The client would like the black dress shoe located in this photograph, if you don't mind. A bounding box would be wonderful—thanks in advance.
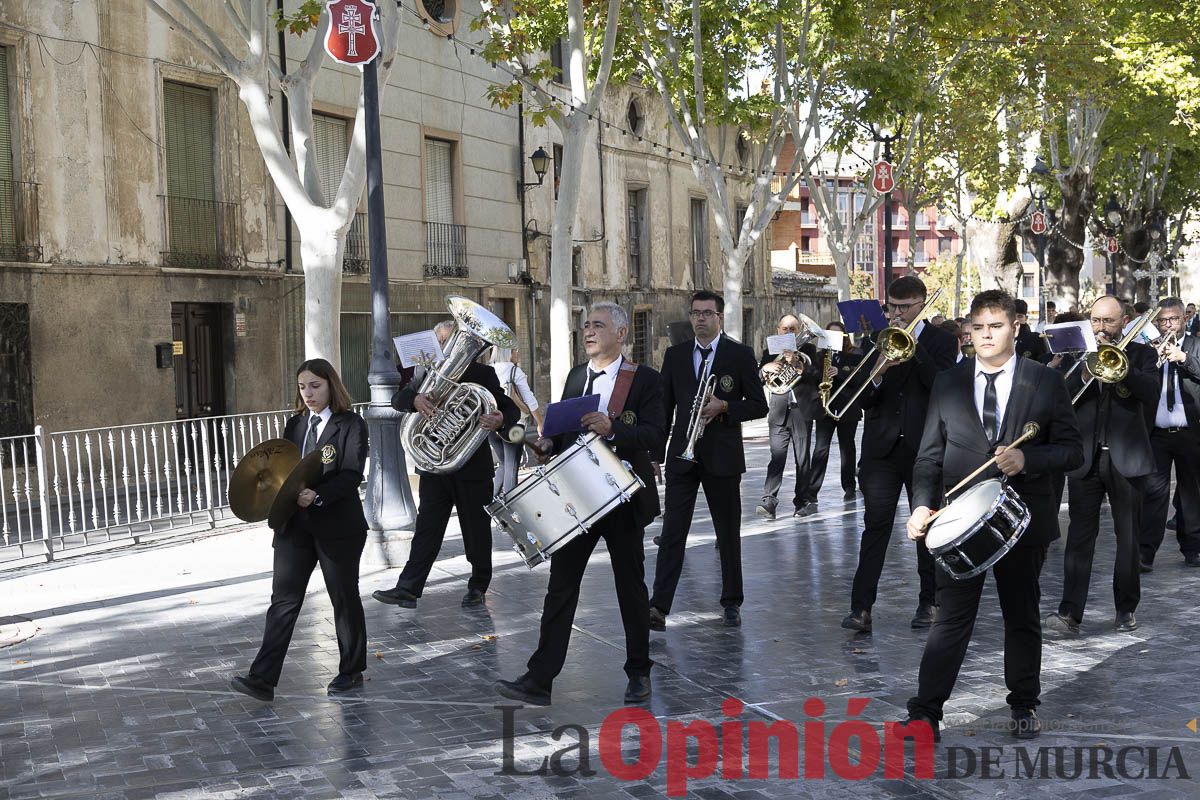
[624,674,652,703]
[461,588,485,607]
[1011,708,1041,739]
[1115,611,1138,632]
[910,604,937,629]
[327,672,364,695]
[1167,516,1178,531]
[755,502,777,520]
[899,713,941,742]
[652,535,662,546]
[843,490,857,502]
[1139,559,1154,573]
[372,586,417,608]
[1044,612,1080,636]
[723,606,741,627]
[494,674,551,706]
[648,606,666,631]
[841,609,872,633]
[1186,553,1200,567]
[230,674,274,702]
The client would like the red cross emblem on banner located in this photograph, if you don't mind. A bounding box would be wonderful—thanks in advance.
[325,0,381,66]
[871,160,895,194]
[1106,236,1119,254]
[1030,211,1047,234]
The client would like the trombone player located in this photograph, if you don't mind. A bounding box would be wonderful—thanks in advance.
[755,313,822,519]
[840,276,957,633]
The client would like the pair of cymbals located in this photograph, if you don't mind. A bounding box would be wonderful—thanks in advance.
[228,439,324,530]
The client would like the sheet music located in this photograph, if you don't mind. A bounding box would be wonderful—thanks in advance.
[767,333,798,355]
[392,330,444,369]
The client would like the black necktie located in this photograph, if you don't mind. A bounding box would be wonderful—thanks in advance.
[697,346,713,379]
[584,368,603,396]
[303,415,321,457]
[1166,362,1177,411]
[982,371,1001,445]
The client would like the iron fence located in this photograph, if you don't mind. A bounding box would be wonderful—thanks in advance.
[160,195,243,269]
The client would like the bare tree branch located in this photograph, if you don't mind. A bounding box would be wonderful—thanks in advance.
[146,0,238,74]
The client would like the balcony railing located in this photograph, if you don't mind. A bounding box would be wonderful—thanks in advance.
[160,195,243,269]
[0,180,42,262]
[343,212,369,274]
[796,251,834,266]
[423,221,467,279]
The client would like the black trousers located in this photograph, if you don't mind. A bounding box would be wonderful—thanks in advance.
[805,410,861,501]
[850,440,936,612]
[1139,428,1200,563]
[396,472,493,596]
[761,404,813,509]
[525,503,651,687]
[250,528,367,686]
[651,465,743,612]
[908,544,1047,721]
[1060,448,1142,620]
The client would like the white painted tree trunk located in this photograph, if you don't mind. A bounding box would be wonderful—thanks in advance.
[548,115,588,400]
[299,230,347,367]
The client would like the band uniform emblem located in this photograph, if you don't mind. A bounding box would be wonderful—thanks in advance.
[320,444,337,464]
[1022,350,1032,358]
[620,410,637,426]
[1115,383,1131,399]
[720,374,734,392]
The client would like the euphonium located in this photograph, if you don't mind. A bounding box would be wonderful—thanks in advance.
[760,313,823,395]
[1071,308,1160,404]
[400,296,516,474]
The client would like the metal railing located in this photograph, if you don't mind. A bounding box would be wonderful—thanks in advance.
[343,212,369,274]
[423,221,467,278]
[160,195,243,269]
[0,179,42,262]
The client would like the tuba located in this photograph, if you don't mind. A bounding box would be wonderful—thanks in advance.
[760,313,823,395]
[400,296,516,474]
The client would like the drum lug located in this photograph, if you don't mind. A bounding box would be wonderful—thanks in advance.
[546,478,560,496]
[585,447,600,465]
[564,502,589,534]
[606,473,631,503]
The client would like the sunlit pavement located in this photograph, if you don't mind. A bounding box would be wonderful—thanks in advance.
[3,419,1199,798]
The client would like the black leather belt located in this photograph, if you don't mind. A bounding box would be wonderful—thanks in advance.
[1155,426,1189,434]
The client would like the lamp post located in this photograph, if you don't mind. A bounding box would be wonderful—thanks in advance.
[870,121,903,295]
[1026,156,1051,322]
[1103,194,1122,295]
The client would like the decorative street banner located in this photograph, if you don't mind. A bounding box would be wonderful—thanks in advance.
[324,0,381,66]
[871,160,895,194]
[1030,210,1047,234]
[1107,236,1119,254]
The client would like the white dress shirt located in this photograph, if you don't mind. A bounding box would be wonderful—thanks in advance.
[1155,341,1189,428]
[973,353,1017,438]
[692,333,722,379]
[493,362,540,411]
[584,355,624,414]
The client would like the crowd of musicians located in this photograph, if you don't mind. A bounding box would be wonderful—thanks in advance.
[228,279,1200,743]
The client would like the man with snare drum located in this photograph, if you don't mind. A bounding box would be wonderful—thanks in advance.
[904,290,1081,742]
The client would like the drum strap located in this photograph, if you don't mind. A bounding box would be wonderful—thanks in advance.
[607,361,639,418]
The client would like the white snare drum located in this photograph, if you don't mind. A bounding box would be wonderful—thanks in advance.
[925,478,1031,580]
[487,433,644,568]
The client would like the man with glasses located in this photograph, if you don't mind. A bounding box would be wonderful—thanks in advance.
[1137,297,1200,570]
[1046,296,1158,635]
[649,290,767,629]
[841,276,957,634]
[1014,299,1048,360]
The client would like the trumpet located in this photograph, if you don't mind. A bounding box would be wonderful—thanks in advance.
[1155,331,1180,368]
[678,373,717,462]
[760,313,823,395]
[823,288,945,421]
[1071,308,1161,405]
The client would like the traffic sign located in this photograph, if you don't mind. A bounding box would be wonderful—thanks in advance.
[325,0,381,66]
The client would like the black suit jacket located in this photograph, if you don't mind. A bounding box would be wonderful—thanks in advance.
[914,357,1083,547]
[392,360,520,480]
[662,336,768,476]
[859,322,958,459]
[823,348,866,420]
[552,360,667,528]
[759,343,820,421]
[279,411,369,554]
[1016,324,1048,361]
[1063,340,1158,479]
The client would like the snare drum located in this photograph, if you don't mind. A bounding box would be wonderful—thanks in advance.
[487,433,644,568]
[925,478,1031,580]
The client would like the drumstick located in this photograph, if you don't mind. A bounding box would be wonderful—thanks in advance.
[924,422,1040,527]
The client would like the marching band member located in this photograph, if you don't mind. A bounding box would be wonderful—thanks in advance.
[1138,297,1200,569]
[1046,296,1158,635]
[755,313,821,520]
[488,346,544,496]
[372,321,519,610]
[805,321,864,503]
[649,290,767,629]
[495,302,664,706]
[904,290,1082,740]
[231,359,370,701]
[842,276,957,633]
[1014,299,1048,360]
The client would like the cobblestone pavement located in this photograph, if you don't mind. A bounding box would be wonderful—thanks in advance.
[3,420,1200,799]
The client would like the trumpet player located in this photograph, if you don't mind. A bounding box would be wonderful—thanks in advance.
[1046,297,1158,635]
[649,290,767,629]
[842,276,957,633]
[1138,297,1200,570]
[755,313,821,520]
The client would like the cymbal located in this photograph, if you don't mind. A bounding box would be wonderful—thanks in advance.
[229,439,301,523]
[268,449,326,531]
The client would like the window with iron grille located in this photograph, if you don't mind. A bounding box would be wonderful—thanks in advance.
[424,138,455,225]
[0,47,12,184]
[690,198,707,288]
[627,187,648,286]
[0,302,32,436]
[632,310,651,366]
[312,113,349,208]
[549,37,566,83]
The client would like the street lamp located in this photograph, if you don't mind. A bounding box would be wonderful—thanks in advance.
[870,119,904,295]
[517,146,552,192]
[1026,156,1051,322]
[1102,194,1122,295]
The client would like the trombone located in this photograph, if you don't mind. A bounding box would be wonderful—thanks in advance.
[823,288,944,421]
[1070,308,1160,405]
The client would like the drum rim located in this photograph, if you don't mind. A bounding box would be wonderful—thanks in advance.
[937,510,1031,580]
[926,477,1010,552]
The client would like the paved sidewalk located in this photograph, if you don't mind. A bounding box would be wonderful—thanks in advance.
[3,420,1200,798]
